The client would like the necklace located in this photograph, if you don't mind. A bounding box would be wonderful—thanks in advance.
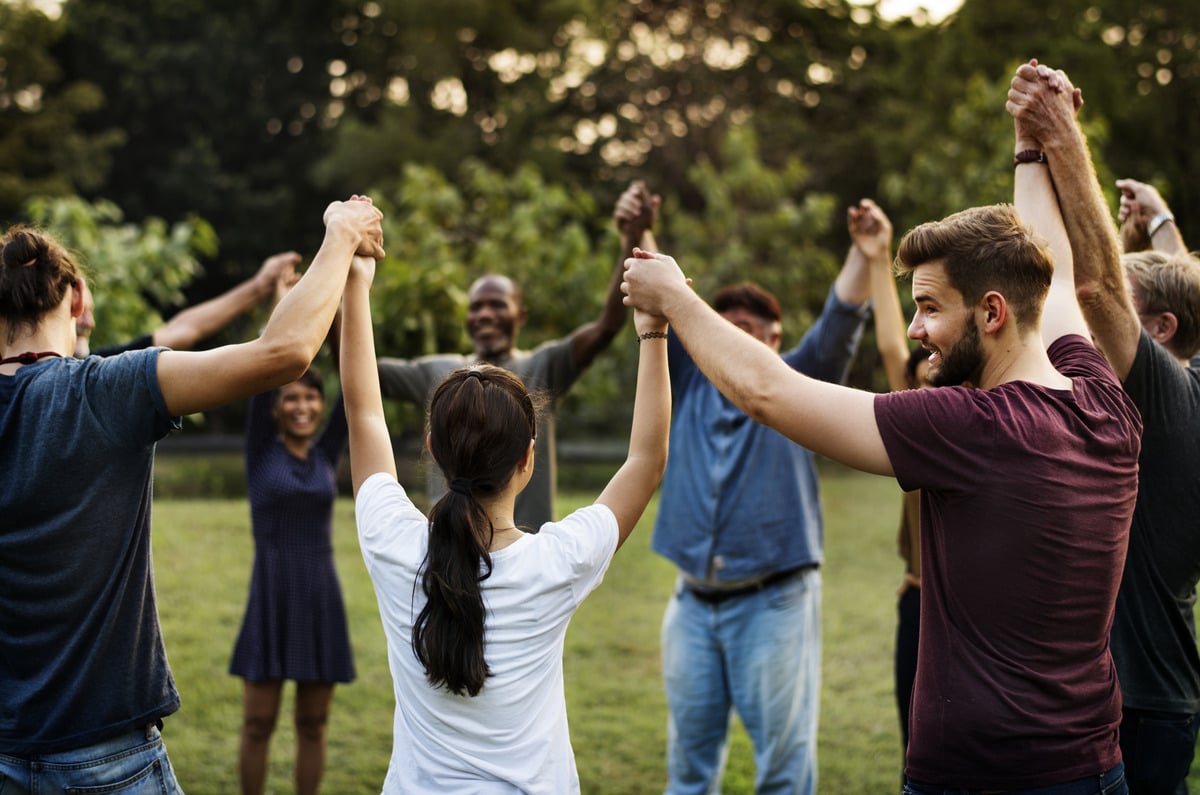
[0,351,63,366]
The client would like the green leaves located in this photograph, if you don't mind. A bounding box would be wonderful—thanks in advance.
[24,195,216,349]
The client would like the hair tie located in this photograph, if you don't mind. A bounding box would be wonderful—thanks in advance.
[448,478,473,496]
[465,370,486,382]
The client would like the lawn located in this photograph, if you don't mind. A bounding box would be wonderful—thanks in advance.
[150,462,1200,794]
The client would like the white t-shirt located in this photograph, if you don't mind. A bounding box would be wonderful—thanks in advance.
[355,472,619,794]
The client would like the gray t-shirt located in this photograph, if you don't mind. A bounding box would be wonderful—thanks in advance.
[1109,330,1200,713]
[378,336,580,529]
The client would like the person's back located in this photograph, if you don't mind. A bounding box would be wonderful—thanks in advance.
[0,351,178,753]
[0,199,384,789]
[341,248,670,793]
[357,482,616,793]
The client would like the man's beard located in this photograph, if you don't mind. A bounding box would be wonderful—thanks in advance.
[929,319,983,388]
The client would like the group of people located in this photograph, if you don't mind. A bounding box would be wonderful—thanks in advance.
[2,58,1199,795]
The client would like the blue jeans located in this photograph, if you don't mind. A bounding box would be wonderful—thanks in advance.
[903,762,1127,795]
[661,567,821,795]
[1120,707,1199,794]
[0,723,183,794]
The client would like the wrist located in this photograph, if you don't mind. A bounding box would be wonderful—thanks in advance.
[1148,210,1175,239]
[635,329,668,342]
[1013,149,1047,168]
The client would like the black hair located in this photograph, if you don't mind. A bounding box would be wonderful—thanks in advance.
[413,364,537,696]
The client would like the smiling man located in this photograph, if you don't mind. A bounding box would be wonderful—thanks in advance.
[376,181,657,530]
[621,94,1141,788]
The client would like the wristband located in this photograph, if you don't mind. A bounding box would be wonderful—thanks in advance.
[637,331,668,342]
[1147,210,1175,239]
[1013,150,1047,167]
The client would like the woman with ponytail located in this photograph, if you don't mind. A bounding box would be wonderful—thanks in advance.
[0,199,382,792]
[341,249,670,793]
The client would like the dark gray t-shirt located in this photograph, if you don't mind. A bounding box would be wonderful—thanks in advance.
[378,336,580,530]
[1110,330,1200,713]
[0,350,180,753]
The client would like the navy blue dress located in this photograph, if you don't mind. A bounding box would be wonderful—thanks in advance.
[229,390,355,683]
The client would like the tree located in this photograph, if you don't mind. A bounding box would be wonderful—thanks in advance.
[24,195,217,349]
[0,1,124,223]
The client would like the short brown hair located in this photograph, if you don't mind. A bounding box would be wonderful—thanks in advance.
[1122,250,1200,358]
[896,205,1053,333]
[712,282,782,323]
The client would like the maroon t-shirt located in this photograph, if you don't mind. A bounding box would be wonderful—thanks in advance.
[875,336,1141,790]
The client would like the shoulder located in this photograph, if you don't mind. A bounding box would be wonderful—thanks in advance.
[535,503,619,561]
[355,473,425,540]
[1047,335,1118,383]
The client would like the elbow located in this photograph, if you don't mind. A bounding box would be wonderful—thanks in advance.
[260,336,317,385]
[736,377,779,427]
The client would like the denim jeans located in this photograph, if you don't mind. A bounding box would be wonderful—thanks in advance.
[903,762,1127,795]
[0,723,183,794]
[661,567,821,795]
[1120,707,1199,795]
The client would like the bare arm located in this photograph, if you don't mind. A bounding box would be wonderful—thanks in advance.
[151,251,301,350]
[155,197,384,416]
[622,250,891,476]
[594,305,671,549]
[1117,178,1187,256]
[341,256,398,495]
[852,199,909,391]
[1008,61,1141,376]
[1005,65,1090,347]
[571,180,660,369]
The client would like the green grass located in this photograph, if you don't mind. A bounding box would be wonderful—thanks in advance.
[150,463,1200,794]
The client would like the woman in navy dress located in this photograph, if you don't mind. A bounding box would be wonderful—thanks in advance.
[230,364,354,795]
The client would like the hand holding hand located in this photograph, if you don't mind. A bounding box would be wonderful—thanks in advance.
[621,247,691,320]
[614,181,660,240]
[324,195,385,259]
[1006,59,1082,152]
[848,199,893,261]
[348,255,377,288]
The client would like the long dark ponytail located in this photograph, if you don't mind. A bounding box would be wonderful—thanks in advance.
[414,364,537,696]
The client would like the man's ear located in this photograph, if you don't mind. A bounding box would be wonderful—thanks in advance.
[70,279,85,318]
[980,291,1007,335]
[1147,311,1179,347]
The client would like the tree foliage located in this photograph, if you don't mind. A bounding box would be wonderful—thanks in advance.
[23,195,217,349]
[3,0,1199,432]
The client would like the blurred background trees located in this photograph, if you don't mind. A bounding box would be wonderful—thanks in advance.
[2,0,1197,431]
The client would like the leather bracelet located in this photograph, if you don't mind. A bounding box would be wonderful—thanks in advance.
[1014,149,1048,167]
[637,331,668,342]
[1148,210,1175,239]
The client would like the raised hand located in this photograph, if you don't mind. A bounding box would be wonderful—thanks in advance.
[1006,59,1082,152]
[848,199,893,261]
[621,247,689,319]
[614,180,660,242]
[324,195,385,259]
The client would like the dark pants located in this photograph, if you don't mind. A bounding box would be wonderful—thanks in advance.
[904,762,1127,795]
[1120,707,1199,795]
[896,585,921,755]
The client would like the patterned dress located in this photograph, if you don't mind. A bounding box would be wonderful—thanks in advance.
[229,390,355,683]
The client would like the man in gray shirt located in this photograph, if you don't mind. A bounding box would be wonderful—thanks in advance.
[378,181,657,529]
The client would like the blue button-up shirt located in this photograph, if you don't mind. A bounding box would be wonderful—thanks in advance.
[651,287,869,583]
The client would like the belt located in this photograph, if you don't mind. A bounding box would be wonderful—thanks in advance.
[686,563,817,605]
